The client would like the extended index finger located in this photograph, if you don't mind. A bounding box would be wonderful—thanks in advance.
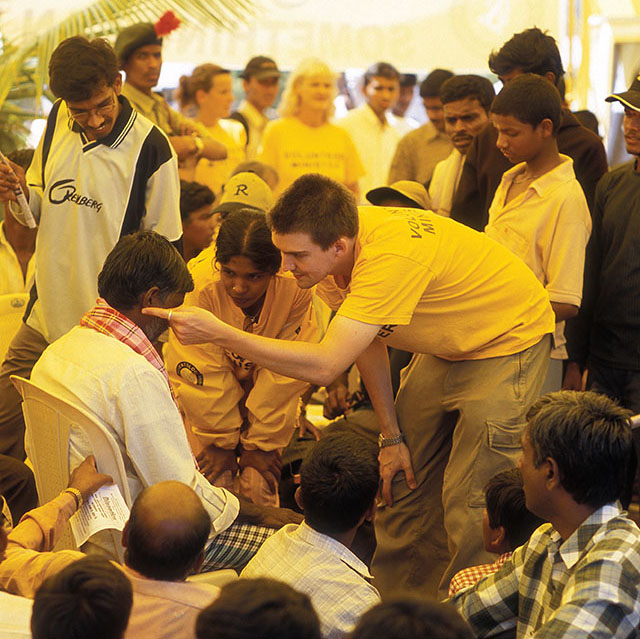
[141,306,170,319]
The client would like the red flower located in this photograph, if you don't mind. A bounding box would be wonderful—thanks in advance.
[154,10,181,37]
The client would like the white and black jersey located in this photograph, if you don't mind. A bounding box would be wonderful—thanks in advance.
[15,96,182,343]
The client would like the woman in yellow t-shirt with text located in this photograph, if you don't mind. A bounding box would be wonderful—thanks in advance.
[259,58,364,197]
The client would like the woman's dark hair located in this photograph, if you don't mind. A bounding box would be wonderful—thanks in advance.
[177,63,229,110]
[216,208,281,274]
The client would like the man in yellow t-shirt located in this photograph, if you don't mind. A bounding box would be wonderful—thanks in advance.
[145,174,554,600]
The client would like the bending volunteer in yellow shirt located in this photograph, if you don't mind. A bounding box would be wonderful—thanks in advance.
[165,209,319,507]
[148,174,554,600]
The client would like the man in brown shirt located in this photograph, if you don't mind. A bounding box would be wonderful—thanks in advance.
[387,69,454,185]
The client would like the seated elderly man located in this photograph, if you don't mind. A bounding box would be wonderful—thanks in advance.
[0,456,223,639]
[452,390,640,638]
[30,231,298,567]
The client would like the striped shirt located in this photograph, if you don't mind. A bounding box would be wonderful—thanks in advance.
[452,503,640,639]
[18,95,181,343]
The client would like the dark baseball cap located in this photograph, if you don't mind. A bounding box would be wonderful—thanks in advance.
[241,56,281,80]
[606,74,640,112]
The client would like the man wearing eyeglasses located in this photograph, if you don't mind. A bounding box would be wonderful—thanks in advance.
[0,36,182,462]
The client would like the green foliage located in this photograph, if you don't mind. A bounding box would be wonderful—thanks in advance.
[0,0,255,150]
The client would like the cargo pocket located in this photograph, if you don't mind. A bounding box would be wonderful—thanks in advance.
[467,419,525,508]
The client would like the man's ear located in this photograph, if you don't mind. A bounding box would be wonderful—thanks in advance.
[294,486,304,511]
[364,500,377,523]
[333,237,349,258]
[538,118,554,138]
[140,286,161,309]
[544,71,557,86]
[121,520,130,548]
[191,549,205,575]
[486,524,506,553]
[113,73,123,95]
[546,457,561,490]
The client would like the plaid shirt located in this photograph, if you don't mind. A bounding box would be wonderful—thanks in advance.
[452,503,640,639]
[241,521,380,639]
[448,552,512,597]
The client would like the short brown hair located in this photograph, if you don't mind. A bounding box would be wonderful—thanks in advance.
[484,468,545,550]
[177,63,229,111]
[268,174,358,249]
[49,37,120,102]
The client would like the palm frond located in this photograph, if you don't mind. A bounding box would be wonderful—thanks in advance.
[0,0,256,112]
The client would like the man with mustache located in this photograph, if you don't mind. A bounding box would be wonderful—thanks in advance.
[429,75,495,217]
[115,16,226,168]
[450,27,606,230]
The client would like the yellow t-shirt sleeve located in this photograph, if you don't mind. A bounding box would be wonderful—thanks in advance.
[337,250,433,326]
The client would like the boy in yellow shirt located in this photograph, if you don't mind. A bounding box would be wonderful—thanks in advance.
[487,74,591,391]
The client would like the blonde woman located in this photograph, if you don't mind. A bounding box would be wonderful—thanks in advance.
[178,64,246,195]
[259,58,364,196]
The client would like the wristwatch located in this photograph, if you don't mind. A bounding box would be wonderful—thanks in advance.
[63,487,84,509]
[378,433,405,448]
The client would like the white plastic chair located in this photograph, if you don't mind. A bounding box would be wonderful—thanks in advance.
[11,375,132,561]
[11,374,239,585]
[0,293,29,362]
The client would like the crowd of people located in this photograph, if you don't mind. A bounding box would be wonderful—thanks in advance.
[0,13,639,639]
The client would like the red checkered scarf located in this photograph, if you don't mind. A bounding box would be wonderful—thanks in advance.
[80,298,177,403]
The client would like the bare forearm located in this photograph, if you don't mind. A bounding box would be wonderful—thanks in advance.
[356,339,400,437]
[551,302,579,322]
[153,306,379,385]
[234,493,302,527]
[214,323,346,385]
[201,137,227,160]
